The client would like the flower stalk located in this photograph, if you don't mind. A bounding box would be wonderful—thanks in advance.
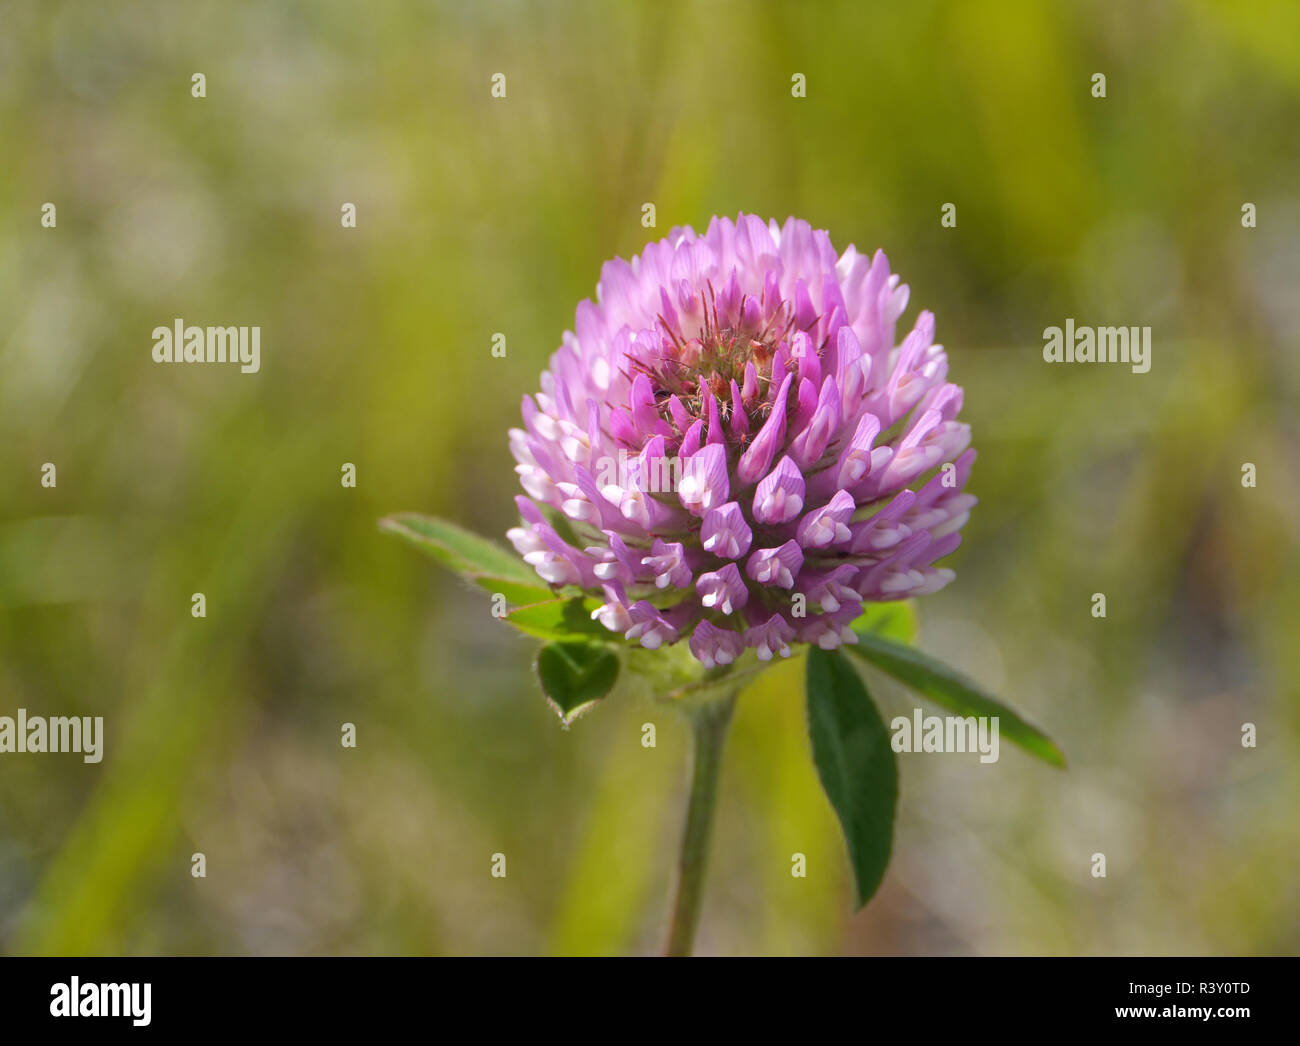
[664,689,738,957]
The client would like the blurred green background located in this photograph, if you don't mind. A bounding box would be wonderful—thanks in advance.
[1,0,1297,956]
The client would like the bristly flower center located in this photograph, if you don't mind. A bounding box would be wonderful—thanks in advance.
[631,286,811,449]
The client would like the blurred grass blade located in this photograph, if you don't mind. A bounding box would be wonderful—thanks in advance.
[853,600,919,643]
[506,597,612,641]
[805,647,898,909]
[847,630,1066,768]
[536,641,620,724]
[379,512,546,590]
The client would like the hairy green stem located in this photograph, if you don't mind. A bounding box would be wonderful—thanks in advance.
[664,691,738,957]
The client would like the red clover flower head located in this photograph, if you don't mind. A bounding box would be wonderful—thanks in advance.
[507,214,975,666]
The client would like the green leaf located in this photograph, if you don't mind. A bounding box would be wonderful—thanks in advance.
[805,647,898,909]
[469,576,557,607]
[379,513,553,602]
[536,641,620,724]
[846,630,1066,768]
[505,597,613,642]
[854,600,919,644]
